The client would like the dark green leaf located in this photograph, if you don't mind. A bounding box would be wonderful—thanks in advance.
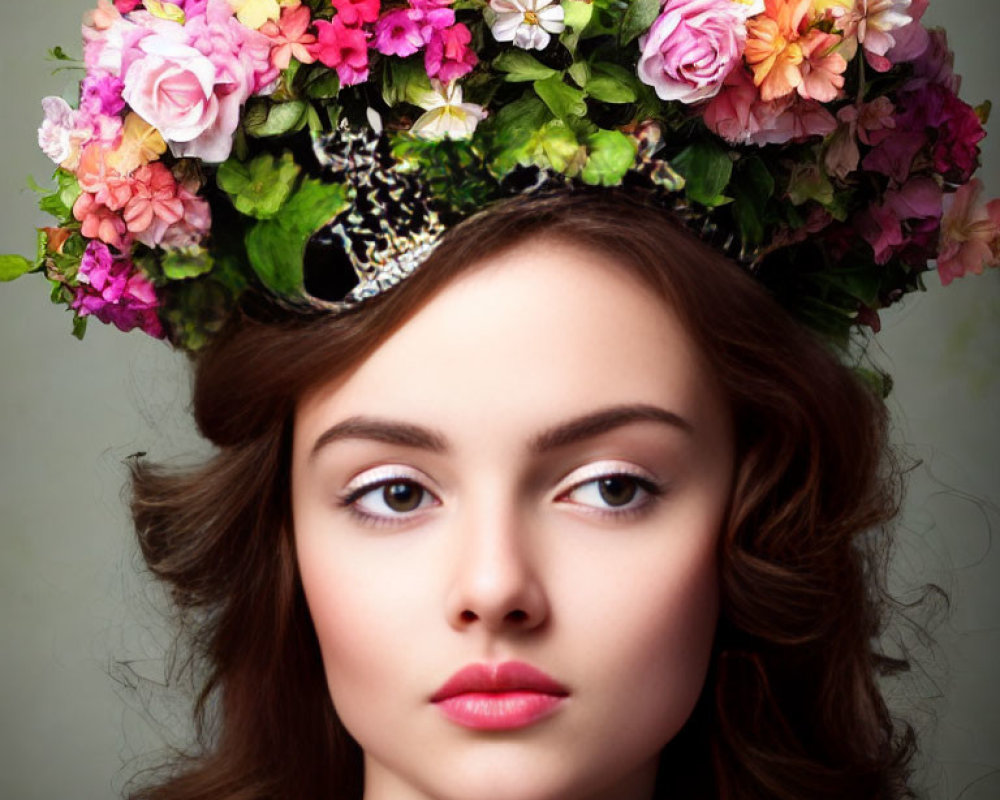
[620,0,660,45]
[303,68,340,100]
[585,75,637,103]
[245,179,349,296]
[217,151,301,219]
[244,100,308,138]
[494,50,558,82]
[673,141,734,207]
[72,314,88,340]
[0,254,34,282]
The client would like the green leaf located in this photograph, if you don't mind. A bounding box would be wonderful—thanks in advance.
[582,129,637,186]
[487,94,553,173]
[243,99,308,138]
[537,120,585,175]
[495,50,559,83]
[586,62,639,103]
[567,61,590,89]
[0,254,34,282]
[620,0,660,46]
[217,151,301,219]
[562,0,593,30]
[161,247,215,280]
[673,141,734,207]
[383,58,434,107]
[245,178,349,296]
[731,156,775,247]
[533,75,587,122]
[72,314,88,341]
[302,67,340,100]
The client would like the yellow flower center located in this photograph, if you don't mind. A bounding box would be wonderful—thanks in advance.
[524,10,539,25]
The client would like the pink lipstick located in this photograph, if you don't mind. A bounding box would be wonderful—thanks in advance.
[431,661,568,730]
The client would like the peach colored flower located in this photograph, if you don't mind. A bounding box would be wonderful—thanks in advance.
[73,192,128,250]
[261,4,316,70]
[745,0,846,102]
[937,179,1000,285]
[122,163,187,247]
[76,143,134,211]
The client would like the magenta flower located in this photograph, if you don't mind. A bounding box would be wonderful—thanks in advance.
[425,23,477,83]
[72,251,164,339]
[311,18,370,86]
[80,75,126,117]
[331,0,381,26]
[374,8,425,57]
[114,0,142,11]
[857,177,942,265]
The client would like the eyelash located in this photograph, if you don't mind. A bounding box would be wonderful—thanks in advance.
[336,465,666,527]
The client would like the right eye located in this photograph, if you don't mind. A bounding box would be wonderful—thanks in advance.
[339,470,440,524]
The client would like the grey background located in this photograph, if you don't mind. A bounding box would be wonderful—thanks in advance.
[0,2,997,799]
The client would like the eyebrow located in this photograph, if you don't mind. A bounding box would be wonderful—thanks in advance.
[309,404,692,461]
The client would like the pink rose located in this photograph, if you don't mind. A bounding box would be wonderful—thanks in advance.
[637,0,758,104]
[122,33,253,163]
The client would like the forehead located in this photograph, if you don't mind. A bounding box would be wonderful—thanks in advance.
[294,236,726,450]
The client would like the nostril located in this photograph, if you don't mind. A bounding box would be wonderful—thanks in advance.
[460,609,477,622]
[505,609,528,624]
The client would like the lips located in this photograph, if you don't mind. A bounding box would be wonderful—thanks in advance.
[431,661,569,730]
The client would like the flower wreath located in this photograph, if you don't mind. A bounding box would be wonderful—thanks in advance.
[2,0,997,353]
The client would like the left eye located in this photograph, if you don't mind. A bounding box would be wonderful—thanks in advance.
[350,479,439,518]
[561,474,657,511]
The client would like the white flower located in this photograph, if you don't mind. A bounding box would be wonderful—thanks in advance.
[410,81,487,140]
[37,97,91,169]
[489,0,565,51]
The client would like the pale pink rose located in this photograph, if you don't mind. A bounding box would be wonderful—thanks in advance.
[938,179,1000,285]
[702,67,769,144]
[121,33,253,163]
[637,0,758,104]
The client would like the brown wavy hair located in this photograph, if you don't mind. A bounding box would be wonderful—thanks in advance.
[128,190,915,800]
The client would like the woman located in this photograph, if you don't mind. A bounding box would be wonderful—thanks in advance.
[127,190,913,799]
[0,1,996,800]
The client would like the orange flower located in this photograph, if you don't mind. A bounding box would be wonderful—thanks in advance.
[745,0,845,102]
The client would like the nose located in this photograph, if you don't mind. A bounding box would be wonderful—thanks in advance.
[444,497,549,634]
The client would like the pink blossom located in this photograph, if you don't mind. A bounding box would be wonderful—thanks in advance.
[38,97,93,170]
[310,18,370,86]
[937,179,1000,285]
[637,0,756,104]
[331,0,381,26]
[424,23,477,83]
[858,177,942,264]
[160,182,213,249]
[182,0,277,95]
[797,30,847,103]
[750,99,837,146]
[72,247,163,338]
[80,74,126,116]
[824,97,894,179]
[76,144,134,211]
[885,0,929,63]
[414,4,455,40]
[114,0,143,11]
[122,163,187,247]
[702,67,772,144]
[261,5,317,70]
[72,192,129,250]
[374,8,425,57]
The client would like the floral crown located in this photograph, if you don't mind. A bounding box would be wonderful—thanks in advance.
[2,0,998,352]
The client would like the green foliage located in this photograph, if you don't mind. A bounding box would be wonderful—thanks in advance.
[243,98,309,138]
[494,51,558,83]
[383,58,434,107]
[582,129,636,185]
[390,136,495,212]
[562,0,594,31]
[533,75,587,122]
[217,151,301,219]
[731,156,775,248]
[673,140,734,207]
[0,254,34,282]
[245,179,349,296]
[620,0,660,45]
[486,94,553,173]
[35,170,81,222]
[162,247,215,280]
[584,62,639,104]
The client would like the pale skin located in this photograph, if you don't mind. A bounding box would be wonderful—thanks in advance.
[291,237,736,800]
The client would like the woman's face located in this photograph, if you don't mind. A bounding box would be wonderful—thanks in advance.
[291,237,734,800]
